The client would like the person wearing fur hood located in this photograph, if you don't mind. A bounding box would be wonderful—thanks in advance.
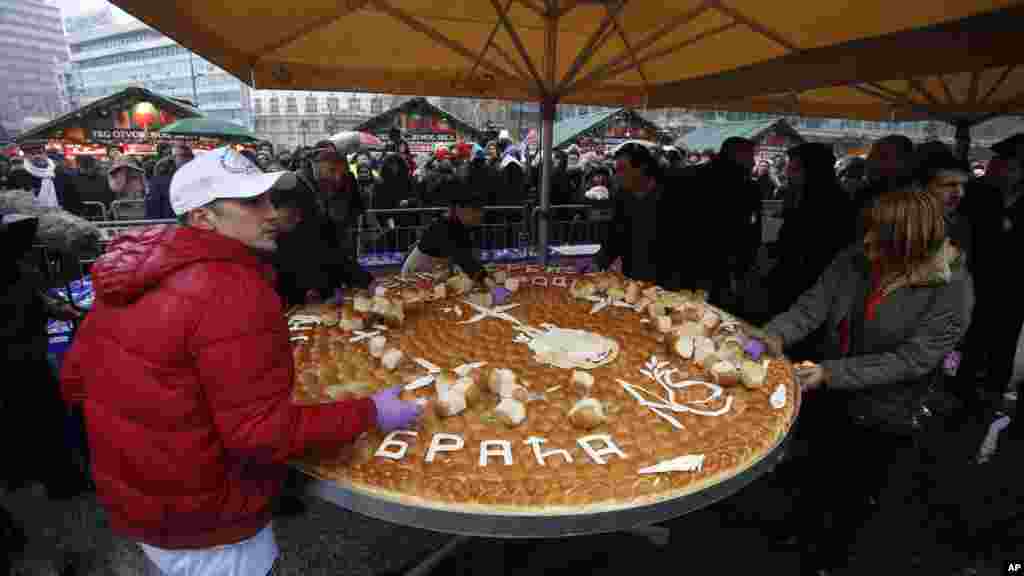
[0,187,102,256]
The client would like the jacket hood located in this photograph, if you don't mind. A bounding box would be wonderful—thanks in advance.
[91,225,267,306]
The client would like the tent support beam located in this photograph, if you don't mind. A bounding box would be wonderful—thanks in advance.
[607,3,651,91]
[710,0,798,51]
[372,0,518,83]
[557,0,627,96]
[491,43,531,83]
[907,78,941,107]
[517,0,548,17]
[855,84,948,123]
[979,65,1017,105]
[554,0,582,18]
[967,71,980,106]
[560,1,712,97]
[938,75,956,106]
[590,21,738,90]
[471,0,516,78]
[488,0,547,93]
[257,0,368,56]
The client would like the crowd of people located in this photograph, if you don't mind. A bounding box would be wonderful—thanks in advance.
[1,126,1022,575]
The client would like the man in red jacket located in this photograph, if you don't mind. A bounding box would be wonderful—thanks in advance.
[60,147,422,575]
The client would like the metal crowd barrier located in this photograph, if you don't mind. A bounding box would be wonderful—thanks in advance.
[351,204,612,260]
[80,201,109,222]
[110,199,147,221]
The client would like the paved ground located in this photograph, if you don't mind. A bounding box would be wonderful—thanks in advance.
[4,451,1020,576]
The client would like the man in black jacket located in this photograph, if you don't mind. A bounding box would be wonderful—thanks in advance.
[669,137,761,304]
[267,171,373,307]
[401,176,491,286]
[593,142,680,288]
[146,144,192,219]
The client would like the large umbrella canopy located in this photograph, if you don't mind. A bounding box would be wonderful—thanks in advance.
[113,0,1023,264]
[159,118,258,142]
[668,67,1024,124]
[109,1,1018,107]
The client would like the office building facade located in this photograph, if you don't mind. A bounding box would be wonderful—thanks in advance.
[0,0,70,136]
[68,17,252,129]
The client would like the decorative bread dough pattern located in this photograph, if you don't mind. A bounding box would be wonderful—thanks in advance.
[290,269,799,513]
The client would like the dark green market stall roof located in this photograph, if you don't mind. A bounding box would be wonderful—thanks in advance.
[676,118,803,152]
[354,97,481,138]
[552,108,664,149]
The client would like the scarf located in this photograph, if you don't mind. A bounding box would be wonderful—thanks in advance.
[24,157,59,209]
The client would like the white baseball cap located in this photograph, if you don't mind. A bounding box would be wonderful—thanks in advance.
[170,146,288,216]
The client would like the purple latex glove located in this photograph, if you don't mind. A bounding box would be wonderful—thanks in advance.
[576,260,597,274]
[371,386,423,432]
[744,339,766,360]
[943,351,961,376]
[492,286,511,305]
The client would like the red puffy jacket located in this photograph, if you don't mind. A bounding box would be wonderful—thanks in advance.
[60,225,376,550]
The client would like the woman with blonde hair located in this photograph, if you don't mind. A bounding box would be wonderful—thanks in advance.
[763,185,974,575]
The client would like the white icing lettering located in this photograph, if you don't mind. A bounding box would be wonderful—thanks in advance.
[524,436,574,466]
[425,433,465,463]
[551,276,568,288]
[375,430,418,460]
[531,276,549,287]
[577,434,628,465]
[638,454,705,474]
[479,440,514,466]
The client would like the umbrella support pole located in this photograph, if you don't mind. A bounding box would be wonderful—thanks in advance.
[537,97,556,266]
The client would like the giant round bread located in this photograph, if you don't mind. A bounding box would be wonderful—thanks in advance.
[289,265,800,516]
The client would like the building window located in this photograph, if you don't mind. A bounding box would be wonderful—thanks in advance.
[271,119,283,129]
[371,97,383,114]
[306,119,320,131]
[269,97,280,114]
[348,96,361,112]
[326,96,340,113]
[286,97,298,114]
[305,96,318,114]
[288,120,298,130]
[254,99,263,114]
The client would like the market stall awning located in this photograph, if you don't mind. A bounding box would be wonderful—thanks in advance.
[108,1,1020,108]
[354,97,480,137]
[16,87,201,146]
[677,118,803,152]
[552,107,662,149]
[160,117,258,142]
[354,97,483,154]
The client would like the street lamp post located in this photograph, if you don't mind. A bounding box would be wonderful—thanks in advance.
[188,52,200,107]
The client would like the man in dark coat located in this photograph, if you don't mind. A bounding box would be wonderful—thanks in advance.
[958,134,1024,415]
[593,143,681,288]
[674,137,762,306]
[145,144,192,219]
[73,155,114,219]
[267,172,373,307]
